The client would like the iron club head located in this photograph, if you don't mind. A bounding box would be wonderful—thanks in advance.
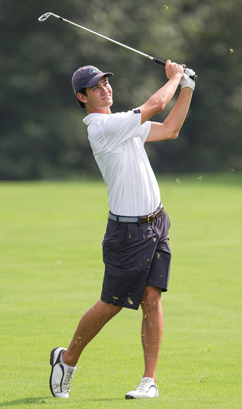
[38,12,52,22]
[38,12,64,23]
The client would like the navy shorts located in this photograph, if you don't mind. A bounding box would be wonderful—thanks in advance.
[101,210,172,310]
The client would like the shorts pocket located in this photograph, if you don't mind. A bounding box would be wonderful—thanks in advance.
[117,224,145,269]
[103,237,118,264]
[102,222,129,265]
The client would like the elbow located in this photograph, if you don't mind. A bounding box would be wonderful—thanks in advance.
[141,98,166,120]
[171,131,179,139]
[168,130,179,140]
[163,122,180,140]
[156,99,166,113]
[151,98,166,115]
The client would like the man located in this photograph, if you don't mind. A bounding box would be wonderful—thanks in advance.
[49,60,196,399]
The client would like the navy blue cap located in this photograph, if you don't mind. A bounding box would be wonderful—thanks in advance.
[72,65,114,95]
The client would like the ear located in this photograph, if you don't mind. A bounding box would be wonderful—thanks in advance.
[77,92,87,104]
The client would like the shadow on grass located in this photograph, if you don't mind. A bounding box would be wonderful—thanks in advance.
[0,397,50,407]
[0,396,124,406]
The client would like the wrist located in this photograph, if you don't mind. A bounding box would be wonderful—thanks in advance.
[180,86,194,93]
[180,82,195,91]
[171,73,183,81]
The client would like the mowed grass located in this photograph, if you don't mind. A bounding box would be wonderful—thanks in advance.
[0,173,241,409]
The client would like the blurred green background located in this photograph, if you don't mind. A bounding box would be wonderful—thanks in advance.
[1,0,242,180]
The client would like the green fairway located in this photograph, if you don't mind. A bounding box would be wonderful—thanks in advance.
[0,173,241,408]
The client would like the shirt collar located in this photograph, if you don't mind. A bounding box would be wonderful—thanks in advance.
[83,113,110,126]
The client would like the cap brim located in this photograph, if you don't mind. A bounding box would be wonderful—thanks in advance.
[85,72,114,88]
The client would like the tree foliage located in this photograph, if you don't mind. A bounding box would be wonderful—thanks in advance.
[1,0,242,179]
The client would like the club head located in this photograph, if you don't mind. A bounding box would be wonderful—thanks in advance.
[38,12,52,22]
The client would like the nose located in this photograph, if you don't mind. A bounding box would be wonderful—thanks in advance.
[101,83,110,94]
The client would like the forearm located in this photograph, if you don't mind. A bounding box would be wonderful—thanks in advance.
[140,75,182,124]
[146,87,193,142]
[139,60,184,124]
[163,87,193,138]
[148,74,182,111]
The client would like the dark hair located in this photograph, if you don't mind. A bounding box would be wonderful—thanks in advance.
[77,88,87,109]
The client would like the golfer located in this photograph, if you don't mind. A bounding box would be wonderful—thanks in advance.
[49,60,196,399]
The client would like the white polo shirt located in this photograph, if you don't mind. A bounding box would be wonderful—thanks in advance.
[83,109,162,216]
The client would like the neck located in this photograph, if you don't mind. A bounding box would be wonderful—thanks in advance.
[86,106,112,115]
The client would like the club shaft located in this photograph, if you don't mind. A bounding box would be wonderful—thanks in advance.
[38,13,197,79]
[39,12,166,66]
[65,18,154,60]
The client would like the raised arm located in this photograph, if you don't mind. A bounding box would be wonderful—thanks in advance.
[144,67,196,142]
[139,60,184,124]
[146,87,193,142]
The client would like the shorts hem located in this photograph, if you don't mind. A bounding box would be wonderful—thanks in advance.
[100,295,140,310]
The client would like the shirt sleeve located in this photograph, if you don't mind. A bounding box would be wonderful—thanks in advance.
[140,121,152,145]
[102,110,150,150]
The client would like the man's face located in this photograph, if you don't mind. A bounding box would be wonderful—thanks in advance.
[78,76,113,113]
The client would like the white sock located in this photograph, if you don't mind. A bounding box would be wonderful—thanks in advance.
[61,354,76,370]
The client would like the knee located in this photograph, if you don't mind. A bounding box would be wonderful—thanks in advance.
[98,300,122,319]
[106,304,123,317]
[141,286,162,309]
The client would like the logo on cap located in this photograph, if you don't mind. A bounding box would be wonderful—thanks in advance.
[90,68,98,74]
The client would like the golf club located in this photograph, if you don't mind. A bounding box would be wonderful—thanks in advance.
[38,12,197,80]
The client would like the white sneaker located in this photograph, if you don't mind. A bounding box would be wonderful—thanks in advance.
[125,377,159,399]
[49,347,77,398]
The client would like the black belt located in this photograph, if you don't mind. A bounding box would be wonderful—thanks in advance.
[109,207,163,224]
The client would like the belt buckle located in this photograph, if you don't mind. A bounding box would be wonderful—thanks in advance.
[147,213,154,223]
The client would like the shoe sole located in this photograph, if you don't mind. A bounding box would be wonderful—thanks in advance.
[125,394,159,399]
[125,389,159,399]
[49,347,61,397]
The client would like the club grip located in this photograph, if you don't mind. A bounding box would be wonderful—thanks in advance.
[154,57,198,80]
[153,58,166,67]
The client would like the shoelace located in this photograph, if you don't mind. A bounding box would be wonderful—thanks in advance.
[136,378,154,392]
[63,369,74,386]
[63,366,81,387]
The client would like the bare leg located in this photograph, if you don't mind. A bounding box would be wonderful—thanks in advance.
[141,286,163,382]
[62,299,122,367]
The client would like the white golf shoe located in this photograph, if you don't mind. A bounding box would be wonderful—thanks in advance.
[49,347,77,398]
[125,377,159,399]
